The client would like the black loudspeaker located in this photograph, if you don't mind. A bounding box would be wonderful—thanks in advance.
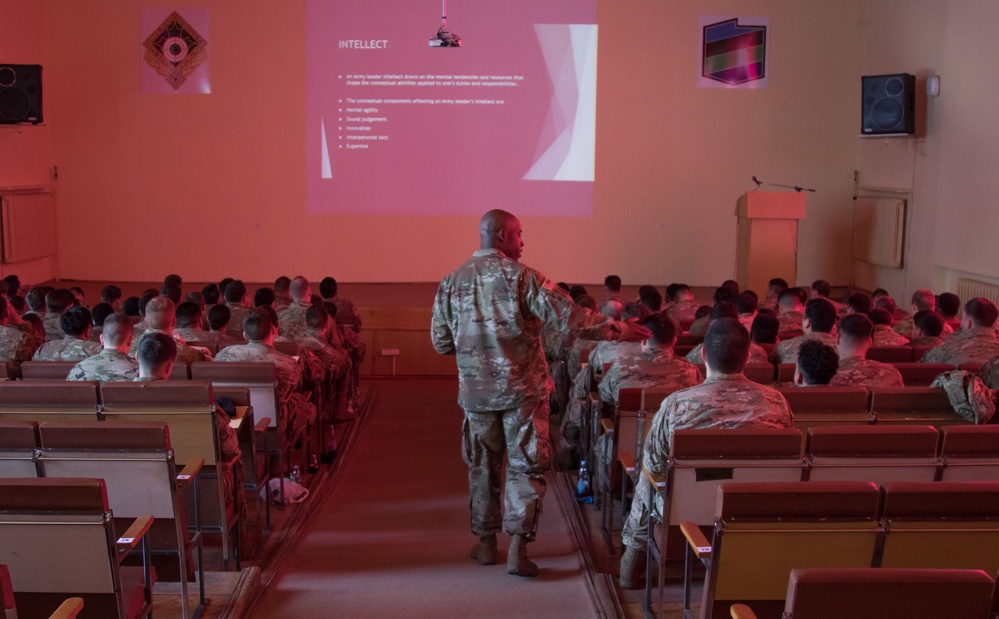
[0,64,43,124]
[862,73,915,135]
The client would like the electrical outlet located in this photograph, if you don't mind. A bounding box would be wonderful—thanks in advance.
[381,348,400,356]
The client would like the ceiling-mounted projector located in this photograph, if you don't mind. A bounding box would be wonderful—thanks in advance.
[429,0,461,47]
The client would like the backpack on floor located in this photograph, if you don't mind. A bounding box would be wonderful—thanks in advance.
[930,370,997,424]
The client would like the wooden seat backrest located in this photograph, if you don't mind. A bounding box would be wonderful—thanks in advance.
[777,363,795,384]
[0,421,39,479]
[805,425,940,483]
[168,362,191,380]
[19,361,76,381]
[99,381,216,465]
[867,347,914,363]
[869,386,965,427]
[893,363,954,386]
[782,567,995,619]
[704,481,882,617]
[190,361,279,428]
[0,361,13,380]
[779,386,872,433]
[911,346,934,362]
[880,481,999,575]
[0,381,100,423]
[274,341,301,357]
[744,363,777,385]
[940,426,999,481]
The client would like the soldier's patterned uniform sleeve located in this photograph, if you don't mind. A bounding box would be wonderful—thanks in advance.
[431,279,456,355]
[642,392,681,476]
[521,268,622,343]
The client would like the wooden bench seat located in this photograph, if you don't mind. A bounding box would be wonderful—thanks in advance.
[805,425,940,484]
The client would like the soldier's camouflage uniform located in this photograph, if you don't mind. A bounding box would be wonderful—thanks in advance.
[686,341,771,365]
[873,325,911,347]
[67,348,139,382]
[895,317,954,339]
[226,303,253,333]
[977,356,999,390]
[431,248,629,538]
[829,356,904,388]
[542,326,569,418]
[32,336,101,361]
[43,312,65,342]
[129,329,210,363]
[277,301,311,341]
[910,335,944,348]
[621,374,794,550]
[777,310,805,339]
[215,342,316,440]
[599,347,703,406]
[0,323,43,372]
[770,331,838,365]
[920,327,999,367]
[665,301,698,327]
[331,296,362,333]
[175,326,213,344]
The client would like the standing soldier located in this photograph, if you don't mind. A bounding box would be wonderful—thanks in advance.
[431,209,650,577]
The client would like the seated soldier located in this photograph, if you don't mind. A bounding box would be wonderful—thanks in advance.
[771,298,839,364]
[8,295,26,315]
[810,279,843,312]
[686,302,769,364]
[735,292,758,331]
[921,298,999,366]
[637,285,663,321]
[937,292,963,333]
[136,333,245,546]
[201,283,221,306]
[223,280,252,331]
[273,276,293,311]
[159,281,182,305]
[843,290,873,317]
[602,274,624,304]
[129,296,210,364]
[184,291,207,315]
[68,313,138,382]
[776,287,808,340]
[33,306,101,361]
[870,308,911,346]
[43,288,76,342]
[751,312,780,348]
[0,296,42,372]
[101,285,123,311]
[89,302,115,343]
[215,308,317,443]
[892,289,954,337]
[598,312,703,407]
[132,290,159,339]
[618,318,793,588]
[664,283,697,328]
[910,310,946,348]
[24,285,51,319]
[207,304,242,348]
[253,287,275,308]
[761,277,788,312]
[829,314,904,388]
[299,304,353,419]
[122,296,141,318]
[322,277,362,333]
[277,276,314,340]
[688,287,734,337]
[173,301,211,342]
[793,340,839,387]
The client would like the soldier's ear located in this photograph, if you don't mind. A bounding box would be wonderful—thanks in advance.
[793,367,804,386]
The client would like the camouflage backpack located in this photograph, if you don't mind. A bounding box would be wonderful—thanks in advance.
[930,370,997,424]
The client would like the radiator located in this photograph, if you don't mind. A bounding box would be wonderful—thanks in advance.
[957,278,999,307]
[853,195,906,268]
[0,190,56,264]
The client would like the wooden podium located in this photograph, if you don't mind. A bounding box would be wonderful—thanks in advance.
[736,191,807,295]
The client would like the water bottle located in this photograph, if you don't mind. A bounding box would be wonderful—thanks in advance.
[289,465,302,484]
[576,459,591,498]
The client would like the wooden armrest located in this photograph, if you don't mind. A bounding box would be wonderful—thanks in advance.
[116,514,154,556]
[600,418,614,434]
[618,451,636,472]
[48,597,85,619]
[254,417,272,433]
[176,457,206,488]
[641,465,667,490]
[680,521,711,559]
[730,604,758,619]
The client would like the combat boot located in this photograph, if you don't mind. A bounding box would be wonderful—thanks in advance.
[506,534,539,577]
[619,545,647,589]
[470,534,497,565]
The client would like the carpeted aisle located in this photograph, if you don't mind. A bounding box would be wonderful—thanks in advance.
[249,377,603,619]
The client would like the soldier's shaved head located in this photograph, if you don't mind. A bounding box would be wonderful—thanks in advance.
[480,209,523,261]
[145,296,177,331]
[290,276,311,302]
[102,313,134,349]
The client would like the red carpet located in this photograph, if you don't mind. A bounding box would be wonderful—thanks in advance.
[249,377,604,619]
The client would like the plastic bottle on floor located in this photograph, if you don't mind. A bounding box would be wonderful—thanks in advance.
[576,459,592,503]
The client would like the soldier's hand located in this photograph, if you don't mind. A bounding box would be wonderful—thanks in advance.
[617,321,652,342]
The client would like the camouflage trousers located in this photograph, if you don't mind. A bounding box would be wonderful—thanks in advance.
[621,473,655,550]
[462,398,553,538]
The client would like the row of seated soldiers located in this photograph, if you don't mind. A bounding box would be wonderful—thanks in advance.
[550,276,999,461]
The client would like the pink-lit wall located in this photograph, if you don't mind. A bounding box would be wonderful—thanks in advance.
[11,1,867,288]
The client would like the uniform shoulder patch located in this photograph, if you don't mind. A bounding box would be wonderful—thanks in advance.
[542,278,556,291]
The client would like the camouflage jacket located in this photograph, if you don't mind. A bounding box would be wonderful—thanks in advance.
[895,317,954,338]
[921,327,999,366]
[771,331,838,364]
[665,301,698,327]
[226,303,253,332]
[214,341,303,403]
[331,296,362,332]
[777,310,805,339]
[542,326,569,363]
[33,336,101,361]
[829,356,904,388]
[643,373,794,475]
[43,312,65,342]
[873,325,911,347]
[431,249,629,412]
[567,337,599,383]
[599,347,703,405]
[0,323,43,370]
[977,357,999,390]
[588,341,641,378]
[129,329,210,364]
[910,335,944,348]
[277,301,311,341]
[298,329,349,375]
[175,327,213,343]
[67,348,139,382]
[687,342,771,365]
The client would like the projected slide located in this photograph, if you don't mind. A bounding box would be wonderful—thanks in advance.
[306,1,597,216]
